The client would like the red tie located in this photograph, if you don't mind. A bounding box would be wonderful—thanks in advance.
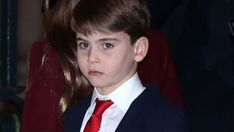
[84,99,113,132]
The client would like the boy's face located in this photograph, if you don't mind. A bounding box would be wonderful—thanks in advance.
[76,31,139,95]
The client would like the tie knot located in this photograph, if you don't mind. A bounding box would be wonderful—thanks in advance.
[93,99,113,116]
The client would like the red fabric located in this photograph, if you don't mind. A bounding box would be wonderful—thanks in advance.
[138,29,184,108]
[22,39,64,132]
[84,99,113,132]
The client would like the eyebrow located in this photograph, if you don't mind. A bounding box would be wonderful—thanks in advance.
[76,37,88,42]
[76,37,120,42]
[99,38,120,42]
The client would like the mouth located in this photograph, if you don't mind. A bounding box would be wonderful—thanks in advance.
[88,71,104,76]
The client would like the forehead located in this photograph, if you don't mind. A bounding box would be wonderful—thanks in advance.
[76,31,131,42]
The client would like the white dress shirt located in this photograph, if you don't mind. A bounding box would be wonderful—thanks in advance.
[80,73,145,132]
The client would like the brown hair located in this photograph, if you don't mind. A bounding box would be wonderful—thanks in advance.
[42,0,88,120]
[71,0,150,44]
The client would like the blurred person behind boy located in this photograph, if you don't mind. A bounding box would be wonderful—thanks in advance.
[22,0,87,131]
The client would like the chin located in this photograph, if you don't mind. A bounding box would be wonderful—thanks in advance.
[89,82,104,88]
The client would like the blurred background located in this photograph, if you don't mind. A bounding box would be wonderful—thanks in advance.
[0,0,234,131]
[0,0,43,90]
[0,0,43,131]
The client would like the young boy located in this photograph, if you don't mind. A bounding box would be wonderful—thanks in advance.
[64,0,187,131]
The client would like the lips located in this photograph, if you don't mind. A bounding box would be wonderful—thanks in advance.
[88,71,104,76]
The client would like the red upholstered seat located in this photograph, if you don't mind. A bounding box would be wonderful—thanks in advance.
[138,29,184,108]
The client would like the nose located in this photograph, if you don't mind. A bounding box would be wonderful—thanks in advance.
[87,47,100,63]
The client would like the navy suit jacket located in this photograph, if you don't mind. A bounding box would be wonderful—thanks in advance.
[64,84,187,131]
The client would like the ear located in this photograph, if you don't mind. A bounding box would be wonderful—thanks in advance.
[133,36,149,62]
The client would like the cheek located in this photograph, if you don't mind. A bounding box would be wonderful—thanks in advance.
[77,55,86,70]
[108,53,134,72]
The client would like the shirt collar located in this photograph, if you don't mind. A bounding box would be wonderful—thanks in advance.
[91,73,145,112]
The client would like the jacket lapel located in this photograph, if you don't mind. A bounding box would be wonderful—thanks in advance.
[115,84,160,131]
[75,95,92,130]
[115,89,147,131]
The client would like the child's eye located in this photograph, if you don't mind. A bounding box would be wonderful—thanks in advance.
[103,43,114,49]
[78,42,90,49]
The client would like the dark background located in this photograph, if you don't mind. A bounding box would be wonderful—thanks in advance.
[0,0,234,131]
